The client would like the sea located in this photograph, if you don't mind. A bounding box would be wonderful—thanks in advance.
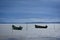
[0,22,60,40]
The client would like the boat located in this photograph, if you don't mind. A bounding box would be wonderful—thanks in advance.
[35,25,48,28]
[12,25,23,30]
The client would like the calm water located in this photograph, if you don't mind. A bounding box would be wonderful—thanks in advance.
[0,24,60,40]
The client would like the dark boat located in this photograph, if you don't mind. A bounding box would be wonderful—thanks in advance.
[12,25,23,30]
[35,25,48,28]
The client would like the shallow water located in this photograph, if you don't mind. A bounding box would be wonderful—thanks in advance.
[0,24,60,40]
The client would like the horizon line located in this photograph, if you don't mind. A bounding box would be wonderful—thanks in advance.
[0,22,60,24]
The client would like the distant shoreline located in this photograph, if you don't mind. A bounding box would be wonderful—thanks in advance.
[0,22,60,24]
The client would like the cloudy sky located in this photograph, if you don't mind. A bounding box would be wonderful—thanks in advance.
[0,0,60,23]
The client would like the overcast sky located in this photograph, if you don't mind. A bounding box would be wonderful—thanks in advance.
[0,0,60,23]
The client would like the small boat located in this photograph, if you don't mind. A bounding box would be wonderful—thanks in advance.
[12,25,23,30]
[35,25,48,28]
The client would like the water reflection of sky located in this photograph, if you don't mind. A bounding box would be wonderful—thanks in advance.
[0,24,60,40]
[0,0,60,23]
